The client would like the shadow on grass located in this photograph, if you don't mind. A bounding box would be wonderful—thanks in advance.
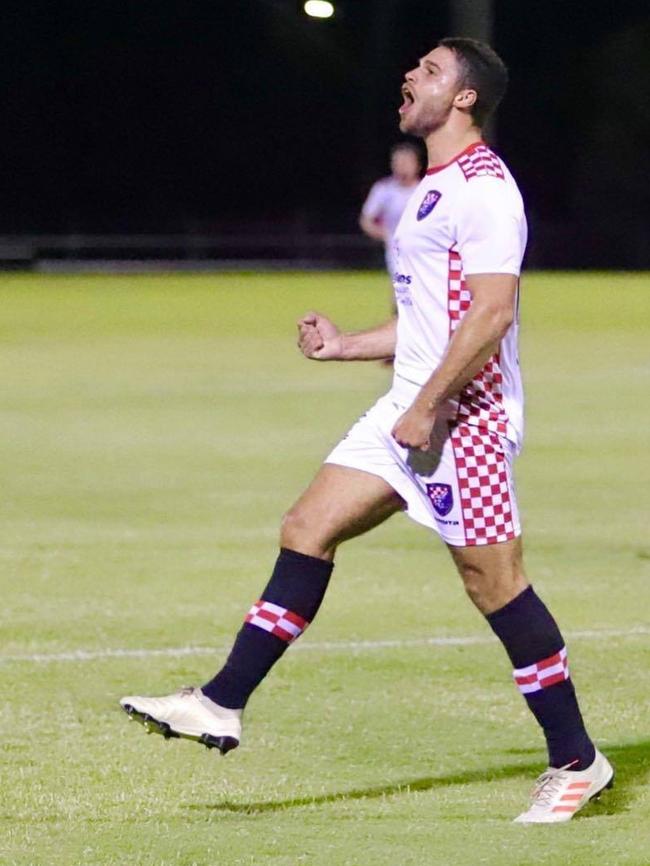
[587,739,650,817]
[186,738,650,816]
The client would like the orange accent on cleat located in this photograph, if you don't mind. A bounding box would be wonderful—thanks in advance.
[514,750,614,824]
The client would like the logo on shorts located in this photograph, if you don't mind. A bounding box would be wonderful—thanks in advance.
[426,482,453,517]
[417,190,442,221]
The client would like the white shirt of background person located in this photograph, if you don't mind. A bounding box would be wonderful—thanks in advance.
[359,143,422,276]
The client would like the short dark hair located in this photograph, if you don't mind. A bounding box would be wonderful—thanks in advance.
[390,141,422,159]
[438,37,508,127]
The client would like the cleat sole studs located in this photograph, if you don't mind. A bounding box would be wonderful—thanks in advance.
[120,702,237,754]
[200,734,239,756]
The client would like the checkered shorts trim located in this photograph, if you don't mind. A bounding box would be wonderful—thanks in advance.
[450,424,516,546]
[245,600,309,643]
[448,249,509,437]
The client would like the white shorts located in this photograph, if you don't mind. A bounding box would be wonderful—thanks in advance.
[325,378,521,547]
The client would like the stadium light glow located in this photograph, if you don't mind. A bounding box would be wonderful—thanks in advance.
[304,1,335,19]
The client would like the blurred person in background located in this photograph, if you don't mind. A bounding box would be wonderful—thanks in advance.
[359,142,423,297]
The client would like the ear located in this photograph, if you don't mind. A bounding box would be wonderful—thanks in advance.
[454,88,477,110]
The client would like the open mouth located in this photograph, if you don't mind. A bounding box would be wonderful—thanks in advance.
[399,85,415,114]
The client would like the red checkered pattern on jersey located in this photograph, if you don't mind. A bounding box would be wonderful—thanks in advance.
[513,647,569,695]
[245,600,309,643]
[457,144,505,181]
[450,424,516,545]
[447,249,471,326]
[447,250,509,437]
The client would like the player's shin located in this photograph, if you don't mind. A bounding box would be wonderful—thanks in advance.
[486,586,596,770]
[201,548,333,709]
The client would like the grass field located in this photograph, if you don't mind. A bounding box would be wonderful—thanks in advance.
[1,270,649,866]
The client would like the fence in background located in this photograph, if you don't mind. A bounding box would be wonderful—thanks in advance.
[0,222,648,272]
[0,234,383,272]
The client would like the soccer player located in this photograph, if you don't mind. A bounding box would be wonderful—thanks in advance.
[121,37,613,823]
[359,141,422,282]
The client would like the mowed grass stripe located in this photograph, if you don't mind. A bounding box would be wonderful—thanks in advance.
[1,625,649,665]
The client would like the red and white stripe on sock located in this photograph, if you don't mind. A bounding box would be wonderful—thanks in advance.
[513,647,569,694]
[245,600,309,643]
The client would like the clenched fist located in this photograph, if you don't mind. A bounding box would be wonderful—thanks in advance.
[297,311,344,360]
[391,402,436,451]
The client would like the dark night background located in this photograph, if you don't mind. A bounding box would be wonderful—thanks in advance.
[1,0,648,267]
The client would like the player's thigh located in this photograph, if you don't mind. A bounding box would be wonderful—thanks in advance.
[281,463,405,560]
[447,535,528,615]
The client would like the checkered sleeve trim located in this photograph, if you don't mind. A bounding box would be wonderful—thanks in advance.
[245,600,309,643]
[513,647,569,694]
[457,145,505,182]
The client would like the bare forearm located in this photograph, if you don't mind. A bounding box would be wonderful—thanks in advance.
[415,302,512,411]
[391,273,518,451]
[340,318,397,360]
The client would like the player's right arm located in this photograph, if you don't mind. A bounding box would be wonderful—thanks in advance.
[359,212,388,243]
[359,181,389,243]
[297,312,396,361]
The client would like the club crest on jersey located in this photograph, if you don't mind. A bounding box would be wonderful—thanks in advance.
[426,483,453,516]
[417,190,442,221]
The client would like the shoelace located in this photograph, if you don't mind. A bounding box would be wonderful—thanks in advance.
[528,761,578,808]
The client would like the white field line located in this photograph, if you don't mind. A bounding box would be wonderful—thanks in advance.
[1,625,649,665]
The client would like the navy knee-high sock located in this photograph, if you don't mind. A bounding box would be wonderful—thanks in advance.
[202,548,333,709]
[486,586,595,770]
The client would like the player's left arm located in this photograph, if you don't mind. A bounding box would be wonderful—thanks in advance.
[391,273,517,450]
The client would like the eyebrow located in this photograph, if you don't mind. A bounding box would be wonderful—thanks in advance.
[420,58,441,70]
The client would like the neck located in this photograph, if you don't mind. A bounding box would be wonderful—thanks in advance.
[424,124,483,170]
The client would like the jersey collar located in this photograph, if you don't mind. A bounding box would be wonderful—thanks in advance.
[425,141,485,175]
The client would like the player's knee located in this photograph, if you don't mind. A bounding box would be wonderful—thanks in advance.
[279,505,334,558]
[457,561,487,608]
[457,559,527,614]
[279,506,305,547]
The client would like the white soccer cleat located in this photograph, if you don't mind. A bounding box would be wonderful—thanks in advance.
[120,687,242,755]
[514,749,614,823]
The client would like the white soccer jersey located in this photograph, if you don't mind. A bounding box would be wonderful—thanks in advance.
[362,176,417,237]
[390,141,528,450]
